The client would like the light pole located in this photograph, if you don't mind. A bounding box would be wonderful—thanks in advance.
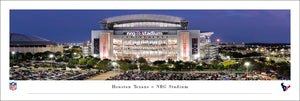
[244,62,250,76]
[112,62,117,73]
[73,52,77,64]
[74,52,77,59]
[216,38,221,60]
[12,51,16,60]
[137,55,140,73]
[11,51,16,65]
[49,54,54,68]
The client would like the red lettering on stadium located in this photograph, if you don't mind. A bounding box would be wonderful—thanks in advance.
[183,35,187,60]
[103,35,106,59]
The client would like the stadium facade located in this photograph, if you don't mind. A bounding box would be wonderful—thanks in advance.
[91,14,217,61]
[10,32,63,54]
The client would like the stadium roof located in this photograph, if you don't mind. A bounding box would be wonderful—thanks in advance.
[10,33,57,46]
[102,14,185,23]
[100,14,188,30]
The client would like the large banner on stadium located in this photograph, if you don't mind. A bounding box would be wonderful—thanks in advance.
[192,38,198,55]
[94,38,99,54]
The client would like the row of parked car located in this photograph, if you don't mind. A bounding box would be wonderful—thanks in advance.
[10,67,84,80]
[67,72,100,80]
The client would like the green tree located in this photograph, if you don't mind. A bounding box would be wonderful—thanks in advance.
[69,59,78,65]
[55,51,62,57]
[87,58,98,65]
[140,63,152,71]
[59,65,66,68]
[210,60,219,65]
[196,63,204,71]
[25,52,33,60]
[55,57,64,62]
[79,58,87,65]
[137,57,147,64]
[167,58,175,64]
[96,59,110,71]
[96,61,108,72]
[119,60,129,72]
[158,63,169,72]
[129,63,138,70]
[217,63,224,70]
[174,61,185,71]
[68,64,76,69]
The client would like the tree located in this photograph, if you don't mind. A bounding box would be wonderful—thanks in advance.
[25,52,33,60]
[158,63,169,72]
[210,60,219,65]
[69,59,78,65]
[55,51,62,57]
[174,61,184,71]
[96,63,106,72]
[129,63,138,70]
[59,65,66,69]
[79,58,87,65]
[68,64,76,69]
[167,58,175,64]
[217,63,224,70]
[86,64,94,69]
[153,60,166,65]
[96,60,110,72]
[140,63,152,71]
[275,61,290,79]
[196,64,204,71]
[34,52,43,60]
[119,60,129,72]
[10,59,17,66]
[137,57,147,64]
[15,52,25,61]
[87,58,98,65]
[55,57,64,62]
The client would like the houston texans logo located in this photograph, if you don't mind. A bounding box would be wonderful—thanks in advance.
[136,30,142,35]
[281,82,290,92]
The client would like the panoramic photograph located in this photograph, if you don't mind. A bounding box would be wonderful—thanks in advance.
[9,10,290,80]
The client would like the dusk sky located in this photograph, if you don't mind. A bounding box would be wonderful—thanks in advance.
[10,10,290,43]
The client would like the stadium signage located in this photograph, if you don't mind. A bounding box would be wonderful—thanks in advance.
[126,31,163,36]
[121,35,168,39]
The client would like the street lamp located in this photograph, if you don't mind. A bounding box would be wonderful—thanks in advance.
[73,52,77,58]
[216,39,220,43]
[226,56,230,59]
[11,51,16,60]
[49,54,54,68]
[136,55,140,73]
[112,62,118,73]
[244,62,250,76]
[73,52,77,64]
[216,39,221,60]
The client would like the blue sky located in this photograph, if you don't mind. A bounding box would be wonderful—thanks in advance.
[10,10,290,43]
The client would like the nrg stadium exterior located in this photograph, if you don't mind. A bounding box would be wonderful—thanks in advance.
[91,14,217,61]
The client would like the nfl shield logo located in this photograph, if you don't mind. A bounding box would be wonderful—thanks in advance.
[9,82,17,91]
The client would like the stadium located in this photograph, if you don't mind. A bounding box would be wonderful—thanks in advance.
[10,32,63,54]
[91,14,217,61]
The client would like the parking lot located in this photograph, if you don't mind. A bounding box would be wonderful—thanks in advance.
[10,66,100,80]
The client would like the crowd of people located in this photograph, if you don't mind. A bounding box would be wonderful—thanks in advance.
[107,72,276,80]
